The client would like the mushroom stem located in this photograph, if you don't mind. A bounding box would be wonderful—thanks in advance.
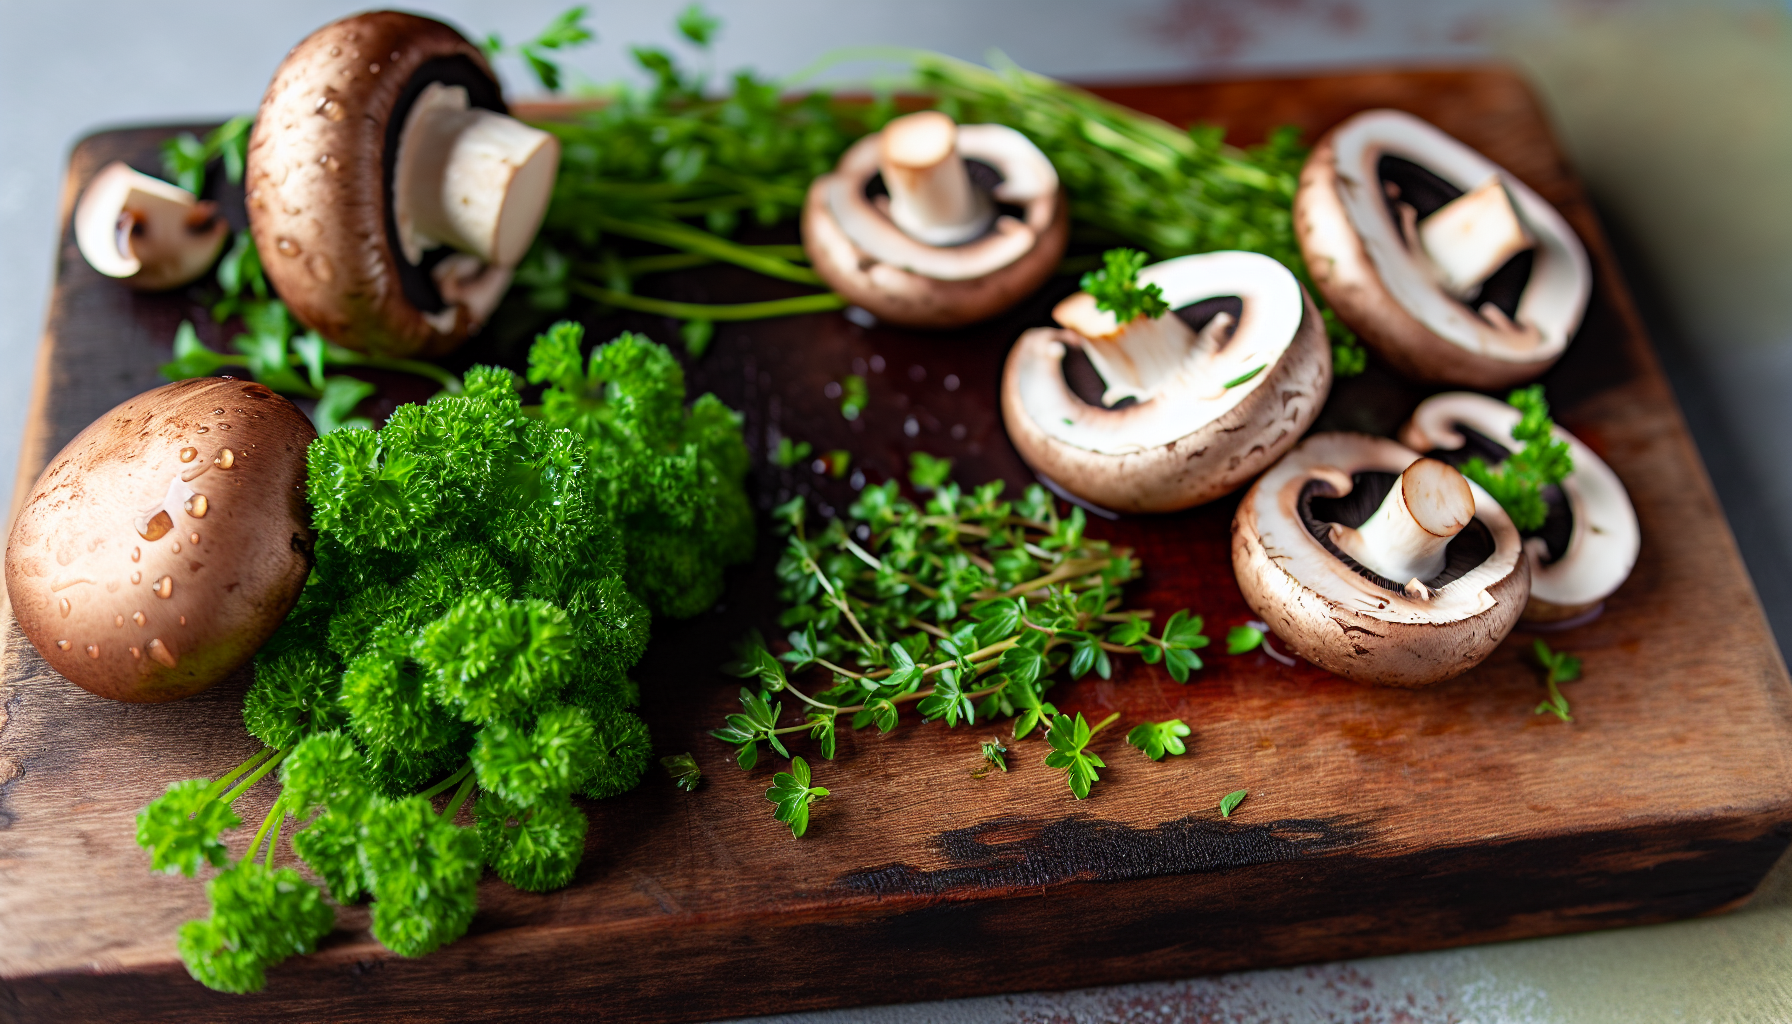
[394,82,560,268]
[878,111,993,247]
[1415,176,1535,298]
[1330,458,1474,595]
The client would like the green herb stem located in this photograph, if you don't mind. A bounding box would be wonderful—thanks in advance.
[219,747,291,806]
[573,282,846,321]
[201,746,277,802]
[591,215,822,285]
[418,761,473,801]
[443,769,478,819]
[242,798,285,866]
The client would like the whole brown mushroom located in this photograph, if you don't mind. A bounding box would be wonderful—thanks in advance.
[1231,432,1529,687]
[1294,109,1590,389]
[246,11,560,358]
[5,379,316,702]
[803,110,1068,328]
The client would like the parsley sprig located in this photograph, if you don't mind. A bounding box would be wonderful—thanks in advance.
[1080,248,1169,323]
[713,453,1211,808]
[1461,385,1574,533]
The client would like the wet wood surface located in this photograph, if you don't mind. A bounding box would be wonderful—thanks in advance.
[4,67,1792,1023]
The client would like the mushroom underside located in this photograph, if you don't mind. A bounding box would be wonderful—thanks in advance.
[1378,155,1534,326]
[1416,420,1575,564]
[1300,470,1497,592]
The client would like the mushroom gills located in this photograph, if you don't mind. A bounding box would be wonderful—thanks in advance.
[1379,155,1534,323]
[1311,461,1493,598]
[875,111,996,247]
[393,81,560,269]
[1418,421,1575,564]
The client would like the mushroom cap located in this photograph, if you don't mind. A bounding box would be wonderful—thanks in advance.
[73,161,229,291]
[802,124,1069,328]
[1001,251,1332,513]
[1231,432,1530,687]
[1400,391,1639,621]
[1295,109,1591,389]
[5,379,316,702]
[246,11,504,358]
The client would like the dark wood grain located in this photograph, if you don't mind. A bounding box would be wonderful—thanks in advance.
[5,67,1792,1024]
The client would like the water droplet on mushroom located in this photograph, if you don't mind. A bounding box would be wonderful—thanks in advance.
[86,645,99,659]
[133,611,146,627]
[114,615,124,628]
[57,640,70,651]
[318,153,340,173]
[130,646,141,660]
[196,426,209,434]
[59,598,70,618]
[185,495,208,518]
[189,532,200,545]
[148,639,178,668]
[135,510,173,541]
[154,576,173,599]
[328,45,341,56]
[369,62,381,74]
[275,237,301,257]
[178,615,187,626]
[215,448,235,469]
[211,408,224,416]
[131,546,141,562]
[179,447,198,463]
[218,422,232,430]
[316,96,346,121]
[171,541,182,553]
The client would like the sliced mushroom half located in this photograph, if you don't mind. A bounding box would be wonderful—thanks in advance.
[1295,109,1591,389]
[1002,251,1331,513]
[803,110,1069,328]
[1400,391,1639,622]
[246,11,560,358]
[74,162,229,290]
[1231,432,1529,687]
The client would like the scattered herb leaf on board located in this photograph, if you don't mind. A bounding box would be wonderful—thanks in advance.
[1226,624,1266,655]
[765,756,829,837]
[1219,789,1249,818]
[1126,719,1191,761]
[1533,640,1583,723]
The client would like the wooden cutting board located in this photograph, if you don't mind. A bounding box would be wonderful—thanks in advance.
[5,67,1791,1024]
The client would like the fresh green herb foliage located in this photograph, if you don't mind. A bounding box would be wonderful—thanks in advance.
[775,437,814,468]
[712,453,1209,803]
[138,324,750,991]
[1226,624,1265,655]
[162,232,462,417]
[765,756,829,837]
[161,115,252,196]
[1460,386,1574,533]
[675,3,721,46]
[661,752,702,791]
[482,6,596,93]
[839,374,869,421]
[975,738,1009,776]
[1219,789,1248,818]
[1045,711,1119,799]
[908,452,953,491]
[1125,719,1191,761]
[1533,640,1583,723]
[1080,248,1168,323]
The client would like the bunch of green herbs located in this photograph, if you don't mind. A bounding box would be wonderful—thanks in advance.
[1460,385,1574,533]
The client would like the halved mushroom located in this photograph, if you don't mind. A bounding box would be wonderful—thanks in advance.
[1400,392,1639,622]
[74,162,229,290]
[1231,432,1529,687]
[1001,251,1331,513]
[803,110,1069,328]
[246,11,560,358]
[1295,109,1591,388]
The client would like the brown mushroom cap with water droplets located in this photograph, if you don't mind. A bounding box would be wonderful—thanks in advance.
[4,379,315,702]
[245,11,502,359]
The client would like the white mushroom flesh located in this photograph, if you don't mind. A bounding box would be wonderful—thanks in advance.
[1330,457,1474,594]
[74,161,227,289]
[1018,251,1304,454]
[1400,392,1640,610]
[1330,110,1590,362]
[826,123,1058,281]
[1417,177,1536,299]
[879,111,994,247]
[1248,433,1522,625]
[393,82,560,268]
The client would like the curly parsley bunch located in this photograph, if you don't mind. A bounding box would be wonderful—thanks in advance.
[137,324,752,992]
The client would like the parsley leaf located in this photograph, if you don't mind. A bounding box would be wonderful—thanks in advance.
[1460,385,1574,533]
[136,779,242,877]
[1125,719,1191,761]
[1080,248,1169,323]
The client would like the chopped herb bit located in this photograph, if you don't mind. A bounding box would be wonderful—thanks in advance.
[1080,248,1169,323]
[973,738,1009,778]
[1226,624,1266,654]
[840,374,869,420]
[765,756,829,837]
[820,449,852,478]
[661,752,702,791]
[1223,364,1266,389]
[1045,712,1119,799]
[1533,640,1582,723]
[775,436,814,468]
[1219,789,1248,818]
[1460,385,1574,533]
[1125,719,1190,761]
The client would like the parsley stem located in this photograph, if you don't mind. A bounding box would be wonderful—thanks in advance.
[443,769,478,819]
[243,798,284,865]
[264,810,283,869]
[219,747,291,806]
[322,350,464,394]
[201,746,276,802]
[574,282,847,321]
[419,761,473,801]
[590,214,824,285]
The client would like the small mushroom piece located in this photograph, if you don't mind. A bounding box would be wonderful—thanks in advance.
[1231,432,1529,687]
[803,110,1069,328]
[1001,251,1332,513]
[1295,109,1591,389]
[73,162,229,290]
[246,11,559,358]
[1400,391,1640,622]
[4,379,316,702]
